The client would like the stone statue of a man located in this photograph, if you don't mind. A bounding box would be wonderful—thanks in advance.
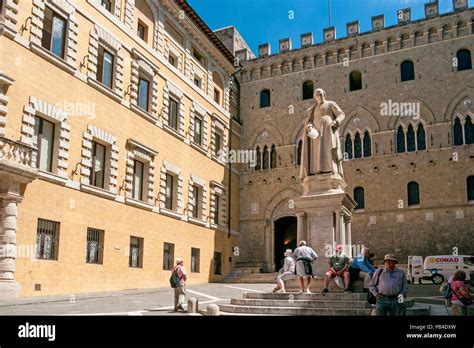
[300,88,345,179]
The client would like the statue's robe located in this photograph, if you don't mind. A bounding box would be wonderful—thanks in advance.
[300,101,345,179]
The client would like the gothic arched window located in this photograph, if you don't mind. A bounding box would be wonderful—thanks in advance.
[344,133,353,159]
[270,145,277,169]
[397,126,405,153]
[354,132,362,158]
[363,130,371,157]
[255,146,261,171]
[453,117,463,145]
[262,145,269,169]
[416,123,426,151]
[407,181,420,206]
[407,124,416,152]
[297,140,302,165]
[464,115,473,144]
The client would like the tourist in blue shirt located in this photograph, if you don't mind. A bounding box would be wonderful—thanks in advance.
[350,247,376,291]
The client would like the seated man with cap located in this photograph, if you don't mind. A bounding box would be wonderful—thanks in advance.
[273,249,296,293]
[321,245,351,293]
[369,254,408,316]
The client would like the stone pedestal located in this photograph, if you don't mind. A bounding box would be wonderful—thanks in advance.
[294,173,356,276]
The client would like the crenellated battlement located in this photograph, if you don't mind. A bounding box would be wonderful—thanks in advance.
[239,1,473,83]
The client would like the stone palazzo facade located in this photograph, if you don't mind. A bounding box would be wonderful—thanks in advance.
[235,2,474,271]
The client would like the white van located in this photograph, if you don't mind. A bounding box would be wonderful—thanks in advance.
[414,255,474,284]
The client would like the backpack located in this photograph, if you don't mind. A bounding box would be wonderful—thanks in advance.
[169,268,181,288]
[439,282,452,300]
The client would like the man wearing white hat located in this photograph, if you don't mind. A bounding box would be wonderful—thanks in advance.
[273,249,296,293]
[369,254,408,316]
[172,258,187,311]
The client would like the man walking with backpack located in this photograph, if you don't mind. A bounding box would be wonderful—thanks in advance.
[171,258,187,311]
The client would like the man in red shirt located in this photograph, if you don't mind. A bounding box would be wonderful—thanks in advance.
[173,258,187,311]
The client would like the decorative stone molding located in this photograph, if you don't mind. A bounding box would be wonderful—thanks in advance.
[189,101,209,149]
[211,116,228,159]
[0,0,20,38]
[87,24,125,97]
[125,139,157,204]
[29,0,79,66]
[188,174,207,222]
[159,160,184,214]
[124,0,135,30]
[0,71,15,137]
[80,125,119,193]
[210,181,226,227]
[20,96,71,177]
[163,81,185,135]
[130,56,159,120]
[89,0,121,18]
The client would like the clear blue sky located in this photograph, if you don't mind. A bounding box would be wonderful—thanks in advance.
[187,0,456,55]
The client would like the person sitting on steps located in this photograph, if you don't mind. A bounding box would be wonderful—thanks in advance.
[321,245,351,294]
[273,249,296,293]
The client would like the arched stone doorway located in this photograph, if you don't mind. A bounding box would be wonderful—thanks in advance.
[274,216,297,271]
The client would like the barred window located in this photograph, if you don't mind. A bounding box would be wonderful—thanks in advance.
[129,236,144,268]
[86,228,104,264]
[163,242,175,271]
[36,219,60,260]
[169,97,179,130]
[191,248,200,273]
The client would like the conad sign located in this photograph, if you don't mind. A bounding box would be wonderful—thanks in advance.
[427,257,460,263]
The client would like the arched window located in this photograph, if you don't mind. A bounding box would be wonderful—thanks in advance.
[407,181,420,206]
[400,60,415,82]
[354,187,364,210]
[453,117,463,145]
[457,49,472,71]
[260,89,270,108]
[407,124,416,152]
[302,80,314,100]
[344,134,353,159]
[416,123,426,151]
[397,125,405,153]
[349,70,362,91]
[467,176,474,201]
[465,115,474,144]
[255,146,261,170]
[262,145,269,169]
[354,132,362,158]
[270,145,277,169]
[363,130,371,157]
[296,140,302,165]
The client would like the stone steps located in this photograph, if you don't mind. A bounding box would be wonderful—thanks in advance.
[231,298,371,308]
[219,304,373,316]
[223,273,279,283]
[243,292,367,301]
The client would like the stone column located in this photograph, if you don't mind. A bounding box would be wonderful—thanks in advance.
[263,221,274,272]
[296,212,306,243]
[346,219,352,258]
[340,214,346,247]
[335,210,341,246]
[0,197,21,298]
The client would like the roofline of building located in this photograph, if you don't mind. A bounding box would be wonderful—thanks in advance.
[174,0,235,64]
